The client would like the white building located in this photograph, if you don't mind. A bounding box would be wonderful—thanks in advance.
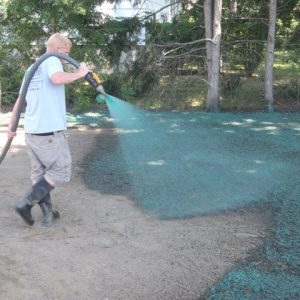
[97,0,181,72]
[97,0,181,22]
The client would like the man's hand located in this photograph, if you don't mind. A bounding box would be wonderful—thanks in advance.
[77,63,90,77]
[7,125,17,139]
[6,97,20,139]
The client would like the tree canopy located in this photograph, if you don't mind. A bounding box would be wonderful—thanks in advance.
[0,0,299,111]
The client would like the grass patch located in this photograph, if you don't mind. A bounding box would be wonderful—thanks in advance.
[132,75,207,111]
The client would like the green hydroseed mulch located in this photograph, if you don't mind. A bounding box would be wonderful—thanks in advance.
[69,97,300,299]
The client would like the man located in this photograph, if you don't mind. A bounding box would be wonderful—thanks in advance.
[7,33,90,226]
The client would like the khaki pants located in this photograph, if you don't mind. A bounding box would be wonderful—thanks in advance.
[25,131,72,184]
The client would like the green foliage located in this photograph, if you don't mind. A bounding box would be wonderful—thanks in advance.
[120,83,134,101]
[66,83,96,112]
[103,74,123,99]
[144,8,206,78]
[130,49,159,97]
[1,0,300,112]
[101,17,142,67]
[0,50,25,105]
[133,75,206,111]
[146,7,204,44]
[1,93,16,105]
[221,77,264,112]
[0,0,108,107]
[0,0,147,109]
[1,0,103,58]
[102,73,133,101]
[222,0,268,77]
[272,51,300,107]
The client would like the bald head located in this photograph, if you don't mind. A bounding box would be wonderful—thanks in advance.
[45,33,72,52]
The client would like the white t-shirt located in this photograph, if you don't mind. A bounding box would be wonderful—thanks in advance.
[23,56,67,133]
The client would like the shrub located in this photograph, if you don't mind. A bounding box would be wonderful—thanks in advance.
[66,83,97,112]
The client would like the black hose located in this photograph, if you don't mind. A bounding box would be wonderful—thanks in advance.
[0,52,81,164]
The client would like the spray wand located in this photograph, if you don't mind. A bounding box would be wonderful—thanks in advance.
[84,72,107,104]
[84,72,106,95]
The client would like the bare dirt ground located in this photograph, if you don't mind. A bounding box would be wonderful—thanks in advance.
[0,113,267,300]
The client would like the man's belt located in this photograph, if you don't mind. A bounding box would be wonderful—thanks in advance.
[31,131,62,136]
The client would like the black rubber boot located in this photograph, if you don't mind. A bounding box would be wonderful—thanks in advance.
[13,177,54,226]
[39,193,60,225]
[15,204,35,226]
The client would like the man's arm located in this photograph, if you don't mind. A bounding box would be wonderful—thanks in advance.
[50,62,90,85]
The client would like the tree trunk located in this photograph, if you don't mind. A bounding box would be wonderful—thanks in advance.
[206,0,222,112]
[265,0,277,112]
[204,0,213,82]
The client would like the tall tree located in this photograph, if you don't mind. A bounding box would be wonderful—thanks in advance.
[204,0,213,85]
[0,0,108,65]
[264,0,277,112]
[205,0,223,112]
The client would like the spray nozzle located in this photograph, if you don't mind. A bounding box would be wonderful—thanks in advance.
[96,94,106,104]
[85,72,106,94]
